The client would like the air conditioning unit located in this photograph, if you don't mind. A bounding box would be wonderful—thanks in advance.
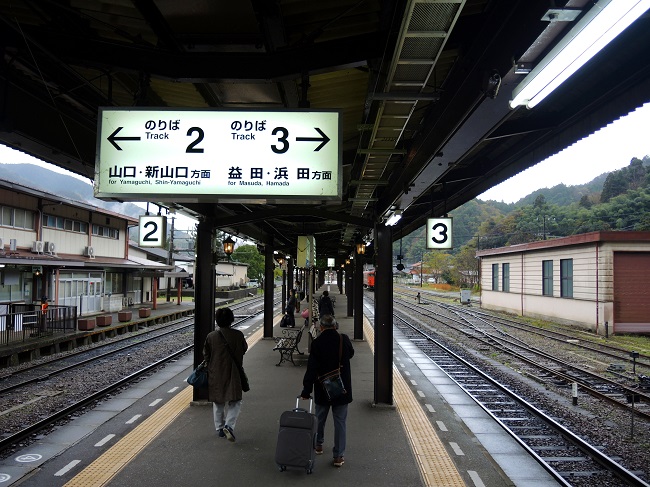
[10,239,17,251]
[44,241,57,255]
[32,240,44,253]
[84,246,95,258]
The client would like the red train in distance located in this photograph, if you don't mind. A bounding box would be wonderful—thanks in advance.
[363,270,375,290]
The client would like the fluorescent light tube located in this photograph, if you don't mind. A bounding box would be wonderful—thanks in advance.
[386,211,402,226]
[510,0,650,109]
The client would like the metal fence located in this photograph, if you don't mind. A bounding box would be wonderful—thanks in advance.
[0,304,78,346]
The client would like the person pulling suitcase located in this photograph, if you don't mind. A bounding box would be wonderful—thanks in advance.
[300,314,354,468]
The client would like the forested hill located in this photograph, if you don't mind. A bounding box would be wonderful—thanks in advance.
[2,157,650,263]
[0,163,144,218]
[397,156,650,262]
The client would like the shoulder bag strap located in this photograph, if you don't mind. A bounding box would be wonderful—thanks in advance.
[338,333,343,368]
[218,330,242,369]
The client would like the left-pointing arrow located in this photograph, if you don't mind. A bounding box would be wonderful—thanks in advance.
[107,127,141,151]
[296,127,330,152]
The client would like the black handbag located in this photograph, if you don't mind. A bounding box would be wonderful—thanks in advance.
[187,361,208,388]
[319,334,347,401]
[219,330,250,392]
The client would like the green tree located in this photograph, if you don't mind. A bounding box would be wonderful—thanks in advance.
[423,251,450,283]
[232,244,264,281]
[450,242,479,288]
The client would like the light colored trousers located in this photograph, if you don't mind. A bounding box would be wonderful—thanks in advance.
[213,400,242,431]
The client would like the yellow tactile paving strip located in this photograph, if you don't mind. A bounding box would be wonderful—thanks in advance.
[63,326,265,487]
[363,319,466,487]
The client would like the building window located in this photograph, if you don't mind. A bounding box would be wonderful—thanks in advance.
[0,205,35,230]
[560,259,573,298]
[92,224,119,239]
[542,260,553,296]
[105,272,124,294]
[502,263,510,292]
[491,263,499,291]
[44,214,88,234]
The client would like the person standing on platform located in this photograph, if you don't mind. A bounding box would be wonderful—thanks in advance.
[286,288,297,327]
[203,307,248,442]
[300,314,354,468]
[40,296,49,332]
[318,290,335,319]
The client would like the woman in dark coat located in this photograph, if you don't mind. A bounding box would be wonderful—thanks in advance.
[300,315,354,467]
[203,307,248,442]
[286,288,297,327]
[318,290,335,318]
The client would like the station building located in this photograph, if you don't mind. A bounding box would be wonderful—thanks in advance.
[477,231,650,335]
[0,179,173,317]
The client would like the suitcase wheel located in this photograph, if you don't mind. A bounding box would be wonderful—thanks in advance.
[278,464,286,472]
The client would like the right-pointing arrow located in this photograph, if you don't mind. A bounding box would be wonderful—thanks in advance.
[296,127,330,152]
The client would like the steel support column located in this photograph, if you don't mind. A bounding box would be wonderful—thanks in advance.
[346,261,353,317]
[374,224,393,405]
[263,245,275,338]
[288,258,294,291]
[281,269,286,316]
[354,252,364,340]
[193,219,215,401]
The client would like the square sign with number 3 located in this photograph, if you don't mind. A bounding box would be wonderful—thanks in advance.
[426,218,452,249]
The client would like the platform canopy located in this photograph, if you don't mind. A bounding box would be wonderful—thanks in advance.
[2,0,650,258]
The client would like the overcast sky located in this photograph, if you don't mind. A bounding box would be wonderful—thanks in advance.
[2,101,650,224]
[478,102,650,203]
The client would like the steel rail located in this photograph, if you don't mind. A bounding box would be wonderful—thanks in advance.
[394,313,650,487]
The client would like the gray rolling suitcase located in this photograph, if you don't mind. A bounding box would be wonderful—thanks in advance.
[275,397,318,474]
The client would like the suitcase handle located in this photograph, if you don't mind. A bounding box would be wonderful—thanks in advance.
[296,396,313,413]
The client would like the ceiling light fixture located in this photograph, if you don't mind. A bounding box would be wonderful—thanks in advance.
[385,210,402,226]
[510,0,650,109]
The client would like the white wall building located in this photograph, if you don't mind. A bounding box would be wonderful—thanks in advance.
[477,231,650,335]
[0,180,172,316]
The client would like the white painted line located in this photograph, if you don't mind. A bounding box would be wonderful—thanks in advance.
[425,404,436,413]
[149,399,163,407]
[94,434,116,447]
[417,390,425,397]
[449,442,464,456]
[436,421,448,431]
[404,371,411,376]
[168,387,179,393]
[125,414,142,424]
[54,460,81,476]
[400,363,405,367]
[467,470,486,487]
[409,379,417,385]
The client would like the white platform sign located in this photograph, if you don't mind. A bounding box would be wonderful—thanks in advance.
[426,218,453,249]
[138,215,167,248]
[94,108,341,202]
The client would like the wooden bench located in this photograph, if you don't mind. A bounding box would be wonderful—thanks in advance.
[273,325,306,366]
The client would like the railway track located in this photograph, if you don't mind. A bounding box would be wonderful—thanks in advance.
[394,312,650,486]
[0,296,269,456]
[394,296,650,420]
